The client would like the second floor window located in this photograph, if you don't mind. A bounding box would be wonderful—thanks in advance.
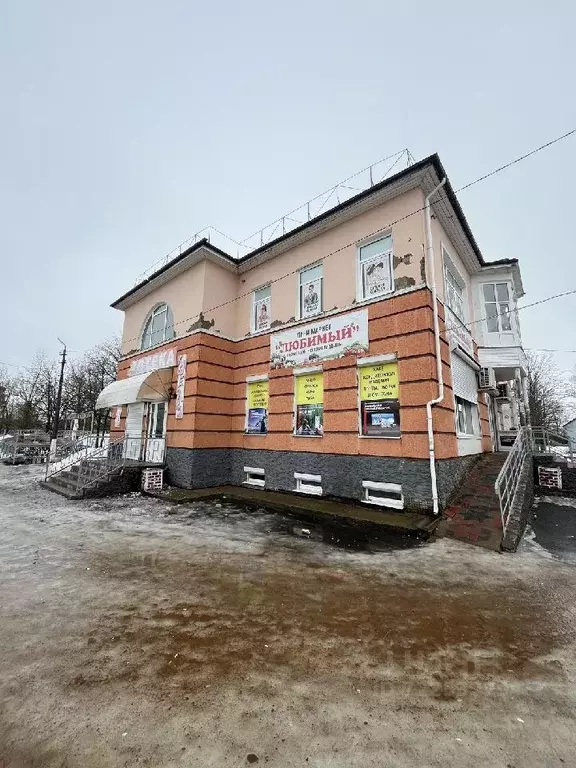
[299,264,322,318]
[253,285,271,332]
[443,251,466,324]
[483,282,512,333]
[358,235,394,301]
[141,303,174,350]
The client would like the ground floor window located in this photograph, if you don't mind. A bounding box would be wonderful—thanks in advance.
[246,378,269,434]
[455,396,479,436]
[358,359,400,437]
[294,371,323,436]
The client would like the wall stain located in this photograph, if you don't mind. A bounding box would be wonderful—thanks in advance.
[420,256,426,284]
[187,313,215,332]
[394,276,416,291]
[393,253,413,269]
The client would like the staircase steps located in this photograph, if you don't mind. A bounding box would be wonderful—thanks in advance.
[436,453,508,551]
[41,459,116,500]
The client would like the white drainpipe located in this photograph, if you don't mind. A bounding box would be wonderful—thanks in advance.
[424,177,447,515]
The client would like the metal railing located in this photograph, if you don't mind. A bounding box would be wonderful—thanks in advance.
[45,434,110,480]
[72,437,133,494]
[495,425,575,533]
[0,432,51,465]
[132,148,416,283]
[531,427,574,463]
[45,435,165,495]
[494,426,532,534]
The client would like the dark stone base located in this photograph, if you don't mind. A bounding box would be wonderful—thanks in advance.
[165,447,478,513]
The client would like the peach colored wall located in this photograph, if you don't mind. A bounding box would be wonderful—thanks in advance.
[235,188,427,336]
[120,261,207,355]
[430,216,475,337]
[201,260,240,338]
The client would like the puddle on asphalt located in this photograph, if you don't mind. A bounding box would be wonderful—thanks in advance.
[79,544,570,697]
[180,499,424,554]
[69,497,570,698]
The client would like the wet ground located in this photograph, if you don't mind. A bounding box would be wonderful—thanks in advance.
[528,495,576,564]
[0,466,575,767]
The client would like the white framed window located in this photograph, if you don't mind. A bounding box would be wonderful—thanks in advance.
[357,234,394,301]
[244,466,265,487]
[294,472,322,495]
[252,285,271,332]
[455,396,479,436]
[141,303,174,350]
[362,481,404,509]
[298,263,323,319]
[443,249,466,324]
[483,282,513,333]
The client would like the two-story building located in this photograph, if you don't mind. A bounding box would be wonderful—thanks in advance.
[96,153,528,513]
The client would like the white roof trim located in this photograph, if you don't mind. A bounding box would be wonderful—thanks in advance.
[96,369,172,409]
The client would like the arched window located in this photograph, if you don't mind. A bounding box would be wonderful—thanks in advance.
[141,303,174,350]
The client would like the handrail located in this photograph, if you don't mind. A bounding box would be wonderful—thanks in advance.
[45,435,111,479]
[73,438,131,493]
[531,427,574,463]
[494,426,532,534]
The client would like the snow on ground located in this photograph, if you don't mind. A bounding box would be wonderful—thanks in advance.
[0,464,575,768]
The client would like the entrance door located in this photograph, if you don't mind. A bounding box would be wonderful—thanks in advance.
[125,402,145,460]
[145,402,167,463]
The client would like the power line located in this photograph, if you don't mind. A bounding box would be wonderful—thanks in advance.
[443,288,576,334]
[528,348,576,354]
[116,127,576,350]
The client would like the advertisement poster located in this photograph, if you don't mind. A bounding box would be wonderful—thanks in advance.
[295,372,323,436]
[300,278,322,318]
[175,354,187,419]
[362,257,393,297]
[359,362,400,437]
[361,400,400,436]
[254,296,271,332]
[271,309,368,368]
[246,380,269,434]
[359,362,399,401]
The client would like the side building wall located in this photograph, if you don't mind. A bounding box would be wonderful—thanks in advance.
[113,287,479,512]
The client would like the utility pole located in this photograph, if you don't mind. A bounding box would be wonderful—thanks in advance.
[50,340,67,453]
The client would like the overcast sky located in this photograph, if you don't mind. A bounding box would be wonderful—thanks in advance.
[1,0,575,372]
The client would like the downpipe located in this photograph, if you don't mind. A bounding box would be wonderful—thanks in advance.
[424,177,447,516]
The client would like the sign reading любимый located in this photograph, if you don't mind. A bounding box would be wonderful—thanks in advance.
[270,310,368,368]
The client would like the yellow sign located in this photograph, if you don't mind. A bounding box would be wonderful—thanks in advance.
[295,372,324,405]
[359,362,399,401]
[247,380,269,410]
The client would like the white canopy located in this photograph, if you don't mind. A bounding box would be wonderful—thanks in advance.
[95,369,172,410]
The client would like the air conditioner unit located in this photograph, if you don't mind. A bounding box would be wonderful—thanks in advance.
[477,367,497,391]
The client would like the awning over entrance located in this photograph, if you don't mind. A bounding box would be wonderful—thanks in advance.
[95,369,172,410]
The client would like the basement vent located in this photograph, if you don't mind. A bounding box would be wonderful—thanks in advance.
[294,472,322,496]
[243,466,265,488]
[362,481,404,509]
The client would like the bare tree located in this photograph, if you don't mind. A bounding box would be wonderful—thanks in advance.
[1,337,121,434]
[526,351,568,431]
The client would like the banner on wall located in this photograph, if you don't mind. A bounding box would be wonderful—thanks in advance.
[129,348,176,377]
[175,354,187,419]
[295,372,324,437]
[114,407,122,427]
[246,380,269,434]
[359,362,400,437]
[270,309,368,368]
